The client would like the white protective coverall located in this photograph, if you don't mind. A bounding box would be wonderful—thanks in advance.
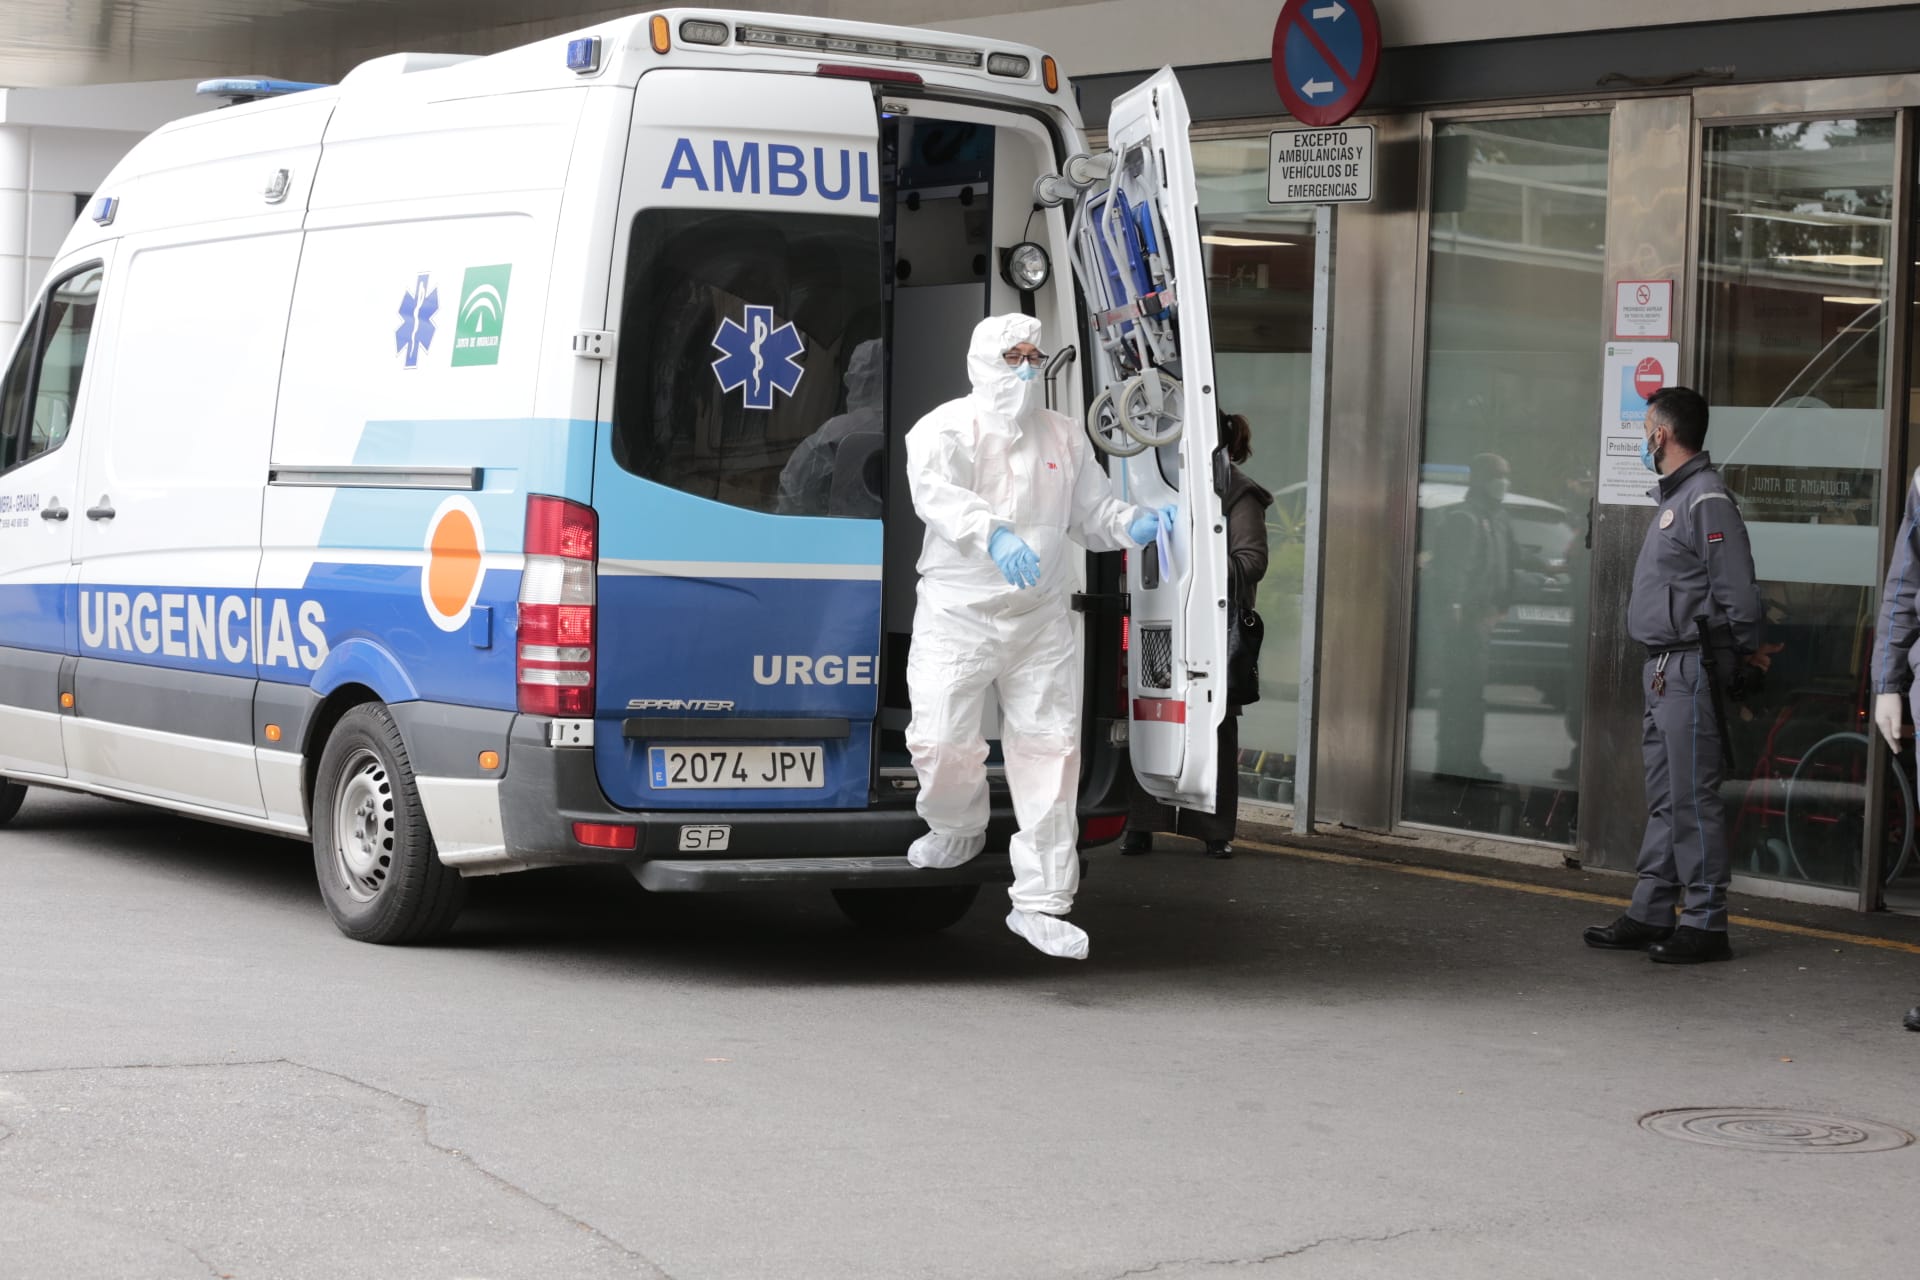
[904,314,1148,942]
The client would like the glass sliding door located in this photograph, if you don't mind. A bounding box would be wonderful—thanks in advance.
[1697,117,1898,893]
[1402,114,1612,841]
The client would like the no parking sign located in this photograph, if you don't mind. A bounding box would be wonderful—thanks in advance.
[1271,0,1382,127]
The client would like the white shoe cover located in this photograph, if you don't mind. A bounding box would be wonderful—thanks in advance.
[1005,908,1089,960]
[908,830,986,869]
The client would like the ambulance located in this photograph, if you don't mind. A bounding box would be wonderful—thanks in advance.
[0,9,1227,943]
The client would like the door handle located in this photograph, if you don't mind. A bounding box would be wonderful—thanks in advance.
[85,496,115,521]
[40,501,68,522]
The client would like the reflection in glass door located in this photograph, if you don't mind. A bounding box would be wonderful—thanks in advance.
[1402,114,1612,842]
[1697,117,1898,892]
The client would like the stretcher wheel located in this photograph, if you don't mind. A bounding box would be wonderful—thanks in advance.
[1118,368,1183,448]
[1086,385,1149,457]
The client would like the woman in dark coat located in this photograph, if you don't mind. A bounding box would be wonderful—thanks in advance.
[1121,411,1273,858]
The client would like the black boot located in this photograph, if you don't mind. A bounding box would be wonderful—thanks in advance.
[1583,914,1673,951]
[1903,1006,1920,1032]
[1648,926,1734,964]
[1204,840,1233,859]
[1119,831,1151,856]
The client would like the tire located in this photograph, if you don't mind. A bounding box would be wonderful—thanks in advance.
[311,703,466,944]
[832,883,981,935]
[0,778,25,827]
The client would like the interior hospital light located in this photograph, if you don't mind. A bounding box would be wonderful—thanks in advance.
[1774,253,1886,267]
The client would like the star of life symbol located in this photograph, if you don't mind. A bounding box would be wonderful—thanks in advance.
[396,273,439,369]
[712,305,805,410]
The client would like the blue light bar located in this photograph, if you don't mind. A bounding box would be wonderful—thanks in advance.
[566,37,602,74]
[194,77,329,102]
[90,196,118,227]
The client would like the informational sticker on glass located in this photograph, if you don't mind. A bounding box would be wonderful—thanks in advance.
[1267,125,1374,205]
[1720,465,1877,526]
[1597,341,1679,506]
[1613,279,1673,339]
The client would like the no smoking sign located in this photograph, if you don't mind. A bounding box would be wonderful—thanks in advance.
[1634,356,1666,401]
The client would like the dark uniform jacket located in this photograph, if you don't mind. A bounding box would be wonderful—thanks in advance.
[1627,452,1762,654]
[1872,467,1920,695]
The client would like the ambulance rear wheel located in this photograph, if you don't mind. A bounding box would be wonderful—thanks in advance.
[311,703,466,944]
[0,778,24,827]
[833,883,980,935]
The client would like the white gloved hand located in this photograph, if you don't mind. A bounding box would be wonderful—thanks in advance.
[1874,692,1905,754]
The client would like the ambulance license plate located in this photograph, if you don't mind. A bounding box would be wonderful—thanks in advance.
[649,745,825,790]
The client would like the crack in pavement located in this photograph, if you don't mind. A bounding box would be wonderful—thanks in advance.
[1102,1226,1441,1278]
[0,1186,229,1279]
[0,1057,678,1280]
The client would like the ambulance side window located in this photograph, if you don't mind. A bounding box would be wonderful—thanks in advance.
[609,209,883,517]
[0,264,103,476]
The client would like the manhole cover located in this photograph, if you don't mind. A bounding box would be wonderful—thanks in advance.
[1640,1108,1914,1154]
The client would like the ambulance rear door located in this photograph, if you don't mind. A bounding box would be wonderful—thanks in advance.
[1074,68,1229,812]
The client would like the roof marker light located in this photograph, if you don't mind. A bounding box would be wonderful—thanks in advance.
[987,53,1032,78]
[90,197,118,227]
[680,19,729,46]
[742,23,981,68]
[566,36,602,74]
[649,14,671,54]
[1043,56,1060,93]
[194,77,328,104]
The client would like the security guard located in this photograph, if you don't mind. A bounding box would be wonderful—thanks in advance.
[1584,386,1763,964]
[1868,468,1920,1030]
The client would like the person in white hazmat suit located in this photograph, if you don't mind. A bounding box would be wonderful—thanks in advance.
[904,314,1171,960]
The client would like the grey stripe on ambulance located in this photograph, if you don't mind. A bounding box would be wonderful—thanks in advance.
[0,646,65,713]
[71,656,255,744]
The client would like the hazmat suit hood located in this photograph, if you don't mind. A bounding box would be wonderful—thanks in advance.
[967,313,1044,420]
[843,336,884,412]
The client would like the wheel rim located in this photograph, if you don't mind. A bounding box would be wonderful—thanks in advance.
[1086,386,1148,457]
[331,747,396,903]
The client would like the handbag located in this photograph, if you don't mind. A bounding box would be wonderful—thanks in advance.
[1226,587,1264,707]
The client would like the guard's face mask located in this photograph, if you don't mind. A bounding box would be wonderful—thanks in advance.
[1640,428,1664,474]
[1015,363,1039,383]
[1484,478,1510,503]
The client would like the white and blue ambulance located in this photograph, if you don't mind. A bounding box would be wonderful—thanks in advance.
[0,9,1227,943]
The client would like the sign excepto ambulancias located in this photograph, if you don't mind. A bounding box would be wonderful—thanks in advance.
[1271,0,1382,128]
[1268,124,1374,205]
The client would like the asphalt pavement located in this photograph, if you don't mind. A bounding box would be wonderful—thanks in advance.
[3,786,1918,1279]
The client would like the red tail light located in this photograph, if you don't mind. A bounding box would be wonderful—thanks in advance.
[1082,815,1127,845]
[518,495,597,716]
[572,821,638,851]
[817,62,925,85]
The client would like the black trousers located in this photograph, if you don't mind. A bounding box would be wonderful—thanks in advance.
[1126,711,1240,843]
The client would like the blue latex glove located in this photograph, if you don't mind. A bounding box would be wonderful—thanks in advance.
[989,528,1042,588]
[1129,504,1177,546]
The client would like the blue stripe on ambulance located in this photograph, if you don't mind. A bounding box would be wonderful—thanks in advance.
[590,427,884,812]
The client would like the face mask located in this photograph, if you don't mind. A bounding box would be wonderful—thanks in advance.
[1485,479,1509,503]
[1015,363,1038,383]
[1640,431,1661,474]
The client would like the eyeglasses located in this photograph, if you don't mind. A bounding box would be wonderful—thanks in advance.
[1001,349,1049,367]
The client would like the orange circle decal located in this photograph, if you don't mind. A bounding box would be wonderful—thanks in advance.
[422,497,486,631]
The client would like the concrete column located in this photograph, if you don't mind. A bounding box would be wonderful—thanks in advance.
[0,124,28,354]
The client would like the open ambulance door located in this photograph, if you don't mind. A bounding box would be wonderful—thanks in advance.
[1067,68,1228,812]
